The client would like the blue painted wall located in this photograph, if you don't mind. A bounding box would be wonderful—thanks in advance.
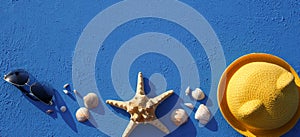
[0,0,299,137]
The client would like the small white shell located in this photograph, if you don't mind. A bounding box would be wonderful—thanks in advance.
[184,103,194,109]
[63,89,69,94]
[63,83,70,89]
[46,109,54,114]
[171,109,188,126]
[76,107,90,122]
[83,93,99,109]
[185,86,191,96]
[192,88,205,101]
[195,104,211,125]
[60,106,67,112]
[73,89,78,94]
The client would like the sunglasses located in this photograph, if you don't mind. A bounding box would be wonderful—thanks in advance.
[3,69,53,105]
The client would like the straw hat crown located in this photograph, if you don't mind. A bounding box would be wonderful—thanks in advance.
[227,62,299,130]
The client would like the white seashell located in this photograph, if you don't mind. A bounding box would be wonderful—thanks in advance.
[76,107,90,122]
[195,104,211,125]
[63,89,69,94]
[83,93,99,109]
[46,109,54,114]
[63,83,70,89]
[184,103,194,109]
[192,88,205,101]
[60,106,67,112]
[185,86,191,96]
[171,109,188,126]
[73,89,78,94]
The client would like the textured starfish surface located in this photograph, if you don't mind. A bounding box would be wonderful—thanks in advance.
[106,72,174,137]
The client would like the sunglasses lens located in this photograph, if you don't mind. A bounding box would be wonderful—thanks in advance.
[4,69,29,86]
[30,83,53,105]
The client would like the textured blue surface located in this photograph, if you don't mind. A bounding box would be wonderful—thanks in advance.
[0,0,300,137]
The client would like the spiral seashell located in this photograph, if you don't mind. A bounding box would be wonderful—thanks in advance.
[60,106,67,112]
[195,104,211,125]
[185,86,191,96]
[76,107,90,122]
[83,93,99,109]
[171,109,188,126]
[184,103,194,109]
[192,88,205,101]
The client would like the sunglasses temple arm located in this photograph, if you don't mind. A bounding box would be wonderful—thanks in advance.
[15,86,39,101]
[15,86,28,94]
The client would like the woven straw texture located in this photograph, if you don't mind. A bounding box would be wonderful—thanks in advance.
[227,62,299,130]
[218,53,300,137]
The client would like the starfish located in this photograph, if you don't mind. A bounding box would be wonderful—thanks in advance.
[106,72,174,137]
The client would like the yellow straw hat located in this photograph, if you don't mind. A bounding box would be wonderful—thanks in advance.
[218,53,300,137]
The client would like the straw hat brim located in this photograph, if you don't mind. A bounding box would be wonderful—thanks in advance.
[218,53,300,137]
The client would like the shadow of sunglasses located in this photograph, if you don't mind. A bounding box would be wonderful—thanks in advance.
[3,69,53,105]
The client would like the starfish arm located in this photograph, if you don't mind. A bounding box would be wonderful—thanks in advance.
[106,100,128,111]
[148,119,170,134]
[122,120,138,137]
[136,72,145,95]
[151,90,174,105]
